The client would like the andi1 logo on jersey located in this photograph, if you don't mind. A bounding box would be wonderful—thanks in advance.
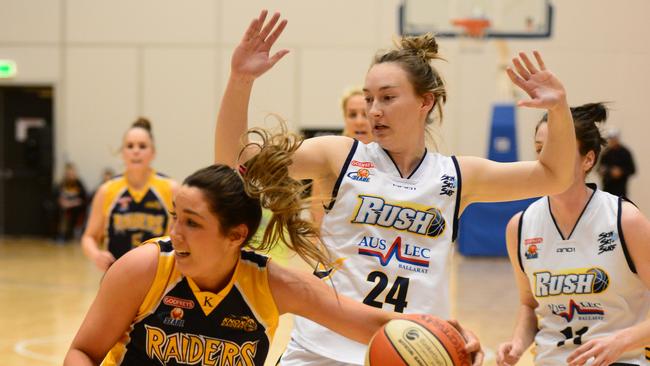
[350,195,446,238]
[357,236,430,273]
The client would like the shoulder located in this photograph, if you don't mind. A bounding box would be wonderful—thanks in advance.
[507,211,524,231]
[92,181,112,203]
[240,250,269,268]
[621,201,648,232]
[103,243,159,292]
[505,211,524,246]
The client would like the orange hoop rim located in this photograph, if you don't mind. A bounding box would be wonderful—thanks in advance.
[451,18,491,37]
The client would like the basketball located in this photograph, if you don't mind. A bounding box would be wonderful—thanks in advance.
[365,315,470,366]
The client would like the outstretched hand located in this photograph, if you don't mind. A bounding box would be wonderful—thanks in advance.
[231,10,289,80]
[507,51,567,110]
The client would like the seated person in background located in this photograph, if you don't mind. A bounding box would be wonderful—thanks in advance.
[55,162,87,242]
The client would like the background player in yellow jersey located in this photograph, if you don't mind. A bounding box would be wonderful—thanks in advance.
[81,117,178,271]
[63,127,478,365]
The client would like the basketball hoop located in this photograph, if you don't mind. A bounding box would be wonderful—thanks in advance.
[451,18,491,38]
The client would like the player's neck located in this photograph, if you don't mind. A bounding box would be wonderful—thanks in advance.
[549,182,593,229]
[125,168,153,190]
[190,251,239,293]
[385,143,426,178]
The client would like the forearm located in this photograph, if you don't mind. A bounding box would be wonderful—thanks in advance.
[63,349,97,366]
[510,304,538,350]
[328,296,398,344]
[538,99,576,191]
[81,234,101,259]
[214,74,255,166]
[616,319,650,353]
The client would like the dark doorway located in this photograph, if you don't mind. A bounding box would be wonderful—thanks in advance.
[0,86,54,236]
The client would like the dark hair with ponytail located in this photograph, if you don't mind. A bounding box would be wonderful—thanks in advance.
[183,123,330,267]
[537,102,608,172]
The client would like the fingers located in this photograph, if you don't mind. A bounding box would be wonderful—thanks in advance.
[496,343,522,366]
[567,342,595,366]
[533,50,546,70]
[264,19,288,49]
[512,57,531,80]
[242,10,267,42]
[519,52,539,75]
[257,12,281,46]
[447,319,482,366]
[506,67,527,90]
[472,347,484,366]
[269,49,290,66]
[496,343,510,365]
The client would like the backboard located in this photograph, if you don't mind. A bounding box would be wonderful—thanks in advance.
[399,0,553,39]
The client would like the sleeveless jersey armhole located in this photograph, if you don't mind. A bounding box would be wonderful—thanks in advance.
[451,156,463,242]
[517,209,527,273]
[617,196,637,274]
[324,139,359,213]
[134,241,175,321]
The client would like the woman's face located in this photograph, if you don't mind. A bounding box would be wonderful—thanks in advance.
[343,94,372,144]
[364,62,430,152]
[121,128,155,171]
[169,185,240,279]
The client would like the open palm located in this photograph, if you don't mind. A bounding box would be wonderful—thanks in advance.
[231,10,289,79]
[507,51,566,110]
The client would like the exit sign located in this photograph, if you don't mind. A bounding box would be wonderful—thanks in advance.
[0,60,17,78]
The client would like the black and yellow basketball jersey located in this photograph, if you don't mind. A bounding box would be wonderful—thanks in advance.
[102,238,279,366]
[102,172,173,260]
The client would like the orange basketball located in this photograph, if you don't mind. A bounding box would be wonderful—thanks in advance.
[365,314,470,366]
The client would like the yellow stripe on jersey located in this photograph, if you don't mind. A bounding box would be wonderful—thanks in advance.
[148,174,173,208]
[136,240,180,322]
[236,254,279,341]
[186,263,242,317]
[645,346,649,360]
[102,241,179,366]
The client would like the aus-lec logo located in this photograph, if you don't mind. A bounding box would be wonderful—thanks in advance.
[358,236,430,268]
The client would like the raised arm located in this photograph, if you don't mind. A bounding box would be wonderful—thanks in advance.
[497,213,538,366]
[459,51,575,212]
[214,10,356,189]
[214,10,288,167]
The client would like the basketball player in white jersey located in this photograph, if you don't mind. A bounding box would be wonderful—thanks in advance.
[216,11,578,366]
[497,103,650,366]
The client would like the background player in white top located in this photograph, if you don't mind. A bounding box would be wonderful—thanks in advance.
[215,10,577,365]
[497,103,650,366]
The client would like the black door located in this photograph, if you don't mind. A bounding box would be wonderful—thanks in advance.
[0,86,54,236]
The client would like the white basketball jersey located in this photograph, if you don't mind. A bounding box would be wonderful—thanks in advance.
[292,141,461,364]
[519,186,650,366]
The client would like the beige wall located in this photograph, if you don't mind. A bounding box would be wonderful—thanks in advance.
[1,0,649,211]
